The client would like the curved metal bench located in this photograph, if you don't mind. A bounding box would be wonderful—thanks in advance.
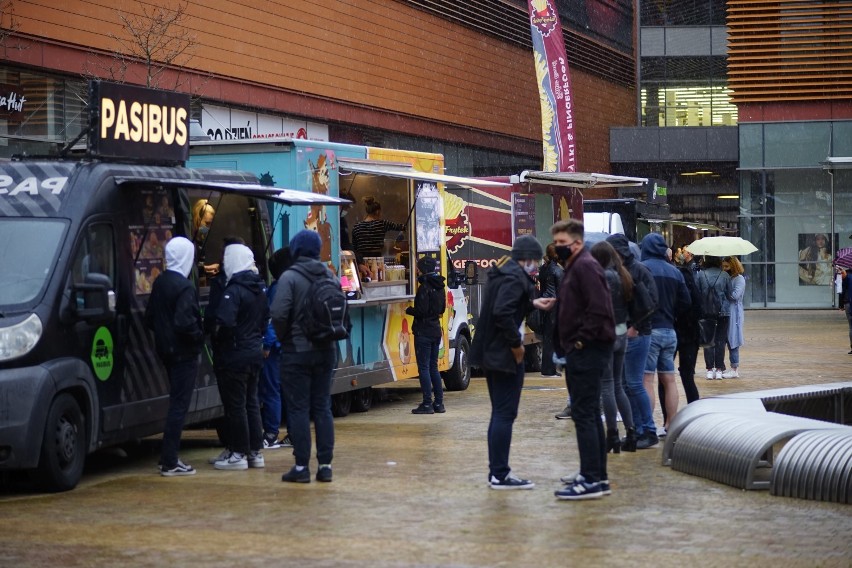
[669,412,842,490]
[770,429,852,504]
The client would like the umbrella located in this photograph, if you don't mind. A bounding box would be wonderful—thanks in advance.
[686,236,758,257]
[835,247,852,269]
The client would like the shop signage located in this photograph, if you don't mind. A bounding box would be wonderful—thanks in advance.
[88,81,190,163]
[0,91,26,113]
[202,104,329,142]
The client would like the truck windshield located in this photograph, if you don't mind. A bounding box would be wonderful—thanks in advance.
[0,218,66,309]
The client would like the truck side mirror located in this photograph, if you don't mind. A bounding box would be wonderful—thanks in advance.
[72,273,116,323]
[464,260,478,285]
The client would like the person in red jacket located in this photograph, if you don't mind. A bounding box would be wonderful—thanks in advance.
[552,219,616,501]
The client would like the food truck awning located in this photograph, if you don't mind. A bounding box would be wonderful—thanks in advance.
[337,158,511,188]
[114,177,352,206]
[519,171,648,189]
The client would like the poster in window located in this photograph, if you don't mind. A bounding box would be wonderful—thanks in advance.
[512,193,536,240]
[798,233,835,286]
[415,182,442,252]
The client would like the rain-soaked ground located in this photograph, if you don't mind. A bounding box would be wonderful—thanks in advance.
[1,310,850,567]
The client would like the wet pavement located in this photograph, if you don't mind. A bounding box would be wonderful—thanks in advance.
[1,310,850,567]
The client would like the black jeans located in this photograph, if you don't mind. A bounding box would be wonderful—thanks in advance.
[414,335,443,405]
[565,341,613,484]
[703,316,730,371]
[160,357,199,469]
[218,365,263,455]
[281,348,336,466]
[540,315,557,376]
[485,362,525,481]
[662,336,701,424]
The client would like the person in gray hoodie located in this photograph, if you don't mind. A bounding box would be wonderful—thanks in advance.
[271,230,339,483]
[145,236,203,477]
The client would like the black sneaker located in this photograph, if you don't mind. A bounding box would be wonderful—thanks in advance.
[555,405,571,419]
[280,434,293,448]
[412,402,434,414]
[282,466,311,483]
[636,431,660,450]
[433,402,446,413]
[555,479,603,500]
[160,460,196,477]
[559,472,611,496]
[316,465,333,482]
[488,473,535,490]
[263,434,282,450]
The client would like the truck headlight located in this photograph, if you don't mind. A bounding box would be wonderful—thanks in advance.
[0,313,43,362]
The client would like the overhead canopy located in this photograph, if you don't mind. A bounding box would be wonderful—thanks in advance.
[519,171,648,189]
[337,158,510,188]
[114,177,352,206]
[647,218,734,233]
[822,157,852,170]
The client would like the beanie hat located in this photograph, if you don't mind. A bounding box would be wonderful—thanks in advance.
[269,247,292,280]
[290,229,321,260]
[511,235,543,261]
[417,256,437,274]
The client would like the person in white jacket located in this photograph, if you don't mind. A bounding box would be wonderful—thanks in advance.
[722,256,746,378]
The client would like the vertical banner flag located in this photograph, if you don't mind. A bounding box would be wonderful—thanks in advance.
[528,0,577,172]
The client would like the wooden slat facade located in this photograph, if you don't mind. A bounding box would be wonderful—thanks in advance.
[727,0,852,103]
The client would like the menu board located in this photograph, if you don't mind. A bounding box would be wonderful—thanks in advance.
[130,188,174,295]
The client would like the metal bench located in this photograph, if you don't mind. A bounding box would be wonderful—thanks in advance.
[770,428,852,504]
[668,411,843,490]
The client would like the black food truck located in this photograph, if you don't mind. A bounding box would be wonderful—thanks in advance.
[0,81,346,491]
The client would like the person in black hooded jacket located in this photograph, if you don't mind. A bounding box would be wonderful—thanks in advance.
[211,243,269,471]
[406,256,447,414]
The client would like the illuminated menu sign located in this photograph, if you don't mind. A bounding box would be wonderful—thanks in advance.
[88,81,190,164]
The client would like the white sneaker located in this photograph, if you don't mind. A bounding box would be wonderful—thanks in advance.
[207,448,230,464]
[706,370,715,380]
[214,451,248,470]
[722,369,739,379]
[657,427,667,438]
[247,451,265,468]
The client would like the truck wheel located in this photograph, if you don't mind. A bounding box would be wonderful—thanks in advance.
[524,342,542,372]
[350,387,373,413]
[442,335,471,391]
[35,393,86,492]
[331,392,352,417]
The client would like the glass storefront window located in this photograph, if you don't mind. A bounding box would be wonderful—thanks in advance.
[640,0,726,26]
[833,122,852,157]
[764,122,831,168]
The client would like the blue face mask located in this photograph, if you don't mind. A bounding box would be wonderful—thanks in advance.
[198,225,210,236]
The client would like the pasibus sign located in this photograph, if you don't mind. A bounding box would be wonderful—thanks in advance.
[527,0,576,173]
[88,81,190,164]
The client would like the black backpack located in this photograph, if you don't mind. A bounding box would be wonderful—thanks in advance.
[700,271,723,319]
[292,265,351,342]
[423,283,446,319]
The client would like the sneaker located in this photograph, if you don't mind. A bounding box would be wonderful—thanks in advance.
[657,426,668,438]
[412,402,434,414]
[248,451,265,468]
[555,405,571,420]
[263,435,282,450]
[160,460,196,477]
[555,479,603,500]
[722,369,739,379]
[706,369,714,380]
[282,465,311,483]
[489,473,534,490]
[541,373,562,378]
[559,472,611,495]
[207,448,230,464]
[433,402,446,414]
[280,434,293,448]
[316,465,333,482]
[636,431,660,450]
[214,451,248,470]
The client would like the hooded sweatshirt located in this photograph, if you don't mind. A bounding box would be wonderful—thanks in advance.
[405,271,446,339]
[270,256,339,352]
[640,233,691,329]
[214,244,269,369]
[607,234,658,334]
[144,237,203,362]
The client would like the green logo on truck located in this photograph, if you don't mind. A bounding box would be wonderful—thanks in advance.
[91,327,114,381]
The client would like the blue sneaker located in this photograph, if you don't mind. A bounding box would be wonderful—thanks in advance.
[555,479,603,500]
[559,472,611,496]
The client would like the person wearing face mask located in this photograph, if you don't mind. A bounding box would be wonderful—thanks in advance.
[551,220,616,501]
[470,234,556,490]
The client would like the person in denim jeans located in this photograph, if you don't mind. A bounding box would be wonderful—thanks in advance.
[640,233,691,433]
[271,230,341,483]
[406,256,447,414]
[607,234,659,450]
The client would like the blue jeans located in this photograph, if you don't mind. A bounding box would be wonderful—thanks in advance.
[281,348,336,466]
[414,335,443,405]
[728,345,740,368]
[566,341,613,484]
[624,334,656,436]
[485,363,525,481]
[219,365,263,455]
[160,357,199,469]
[601,334,633,432]
[646,328,678,373]
[259,346,283,438]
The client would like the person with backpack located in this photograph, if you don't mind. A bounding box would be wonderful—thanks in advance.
[697,255,733,380]
[145,236,204,477]
[211,243,269,471]
[271,230,350,483]
[406,256,447,414]
[665,246,702,423]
